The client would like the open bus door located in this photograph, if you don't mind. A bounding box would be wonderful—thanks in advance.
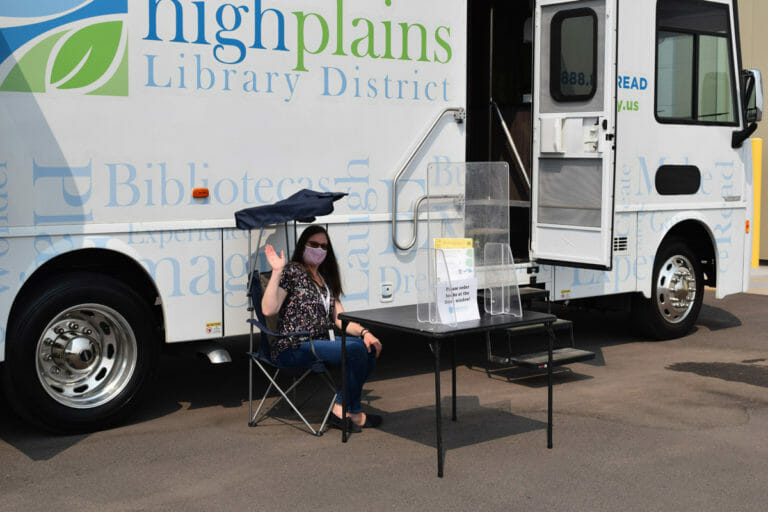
[531,0,617,269]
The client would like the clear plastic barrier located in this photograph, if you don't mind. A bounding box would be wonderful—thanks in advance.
[417,248,457,326]
[416,162,520,322]
[481,243,522,317]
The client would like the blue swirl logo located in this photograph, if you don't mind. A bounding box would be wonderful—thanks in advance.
[0,0,128,96]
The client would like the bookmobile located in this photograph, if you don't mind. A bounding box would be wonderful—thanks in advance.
[0,0,762,431]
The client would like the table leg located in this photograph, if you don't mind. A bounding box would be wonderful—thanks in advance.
[433,341,443,478]
[546,322,554,449]
[341,319,348,443]
[451,337,457,421]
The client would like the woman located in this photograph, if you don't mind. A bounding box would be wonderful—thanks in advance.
[262,225,382,432]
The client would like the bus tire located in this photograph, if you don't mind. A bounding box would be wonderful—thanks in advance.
[3,272,158,433]
[634,239,704,340]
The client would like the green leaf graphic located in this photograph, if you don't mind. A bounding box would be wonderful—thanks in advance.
[88,43,128,96]
[50,21,123,90]
[0,31,67,93]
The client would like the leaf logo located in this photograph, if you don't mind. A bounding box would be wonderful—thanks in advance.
[0,0,128,96]
[50,20,128,95]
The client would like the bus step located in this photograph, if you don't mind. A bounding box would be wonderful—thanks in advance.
[508,347,595,369]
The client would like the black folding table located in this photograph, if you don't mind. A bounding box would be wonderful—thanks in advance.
[339,305,557,477]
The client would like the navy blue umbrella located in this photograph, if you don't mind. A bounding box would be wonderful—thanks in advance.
[234,189,347,229]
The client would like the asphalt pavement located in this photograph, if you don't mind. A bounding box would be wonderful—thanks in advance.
[749,264,768,294]
[1,288,767,511]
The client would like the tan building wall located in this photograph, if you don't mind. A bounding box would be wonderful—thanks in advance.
[739,0,768,262]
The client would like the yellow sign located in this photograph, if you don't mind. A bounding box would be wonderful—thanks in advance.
[434,238,473,249]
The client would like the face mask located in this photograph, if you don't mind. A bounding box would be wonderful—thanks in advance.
[303,245,327,266]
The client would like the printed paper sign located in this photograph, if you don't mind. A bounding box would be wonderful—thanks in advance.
[437,277,480,324]
[434,238,479,323]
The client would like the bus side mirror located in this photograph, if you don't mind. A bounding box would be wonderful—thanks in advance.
[745,68,763,123]
[732,69,762,148]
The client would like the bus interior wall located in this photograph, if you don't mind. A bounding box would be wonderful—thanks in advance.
[467,0,534,262]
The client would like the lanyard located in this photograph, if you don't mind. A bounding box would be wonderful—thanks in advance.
[314,279,331,317]
[311,274,334,340]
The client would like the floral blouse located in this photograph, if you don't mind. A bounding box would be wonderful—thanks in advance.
[272,262,335,360]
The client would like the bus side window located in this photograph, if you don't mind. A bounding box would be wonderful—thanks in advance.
[655,0,737,125]
[550,8,598,102]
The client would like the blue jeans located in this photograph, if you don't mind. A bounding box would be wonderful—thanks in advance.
[275,337,376,414]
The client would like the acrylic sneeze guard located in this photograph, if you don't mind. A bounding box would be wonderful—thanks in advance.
[416,162,521,326]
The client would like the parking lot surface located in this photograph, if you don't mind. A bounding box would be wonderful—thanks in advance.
[1,289,767,511]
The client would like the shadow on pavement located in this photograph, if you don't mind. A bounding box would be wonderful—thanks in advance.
[696,303,743,331]
[1,291,753,459]
[0,317,617,460]
[0,391,89,461]
[369,395,546,449]
[468,365,595,388]
[241,393,546,452]
[667,361,768,388]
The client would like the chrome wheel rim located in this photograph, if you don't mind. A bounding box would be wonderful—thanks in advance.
[36,304,137,409]
[655,254,697,324]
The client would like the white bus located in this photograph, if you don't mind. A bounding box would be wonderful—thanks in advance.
[0,0,762,431]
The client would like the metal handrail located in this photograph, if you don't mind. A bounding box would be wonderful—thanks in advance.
[492,100,531,191]
[391,107,466,251]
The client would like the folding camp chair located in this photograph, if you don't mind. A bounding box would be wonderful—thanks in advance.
[245,270,337,435]
[235,189,347,435]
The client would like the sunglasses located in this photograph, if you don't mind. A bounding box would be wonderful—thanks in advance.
[306,240,328,250]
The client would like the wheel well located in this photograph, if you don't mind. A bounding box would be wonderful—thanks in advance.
[8,249,164,340]
[660,220,717,287]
